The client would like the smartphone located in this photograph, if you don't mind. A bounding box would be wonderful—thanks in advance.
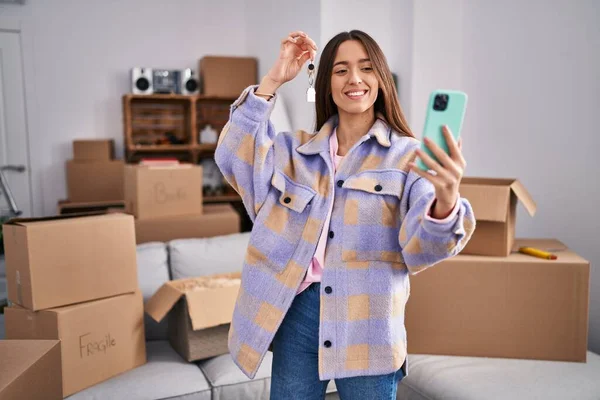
[416,90,468,171]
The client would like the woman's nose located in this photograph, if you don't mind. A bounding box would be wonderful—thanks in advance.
[349,69,362,84]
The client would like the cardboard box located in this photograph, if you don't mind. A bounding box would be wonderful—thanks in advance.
[73,139,115,161]
[0,340,62,400]
[2,213,138,310]
[199,56,258,97]
[57,199,126,215]
[135,203,240,244]
[67,160,125,202]
[5,291,146,397]
[405,239,590,362]
[459,177,537,256]
[125,164,203,219]
[145,272,241,361]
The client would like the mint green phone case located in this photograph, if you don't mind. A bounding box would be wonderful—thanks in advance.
[416,90,468,171]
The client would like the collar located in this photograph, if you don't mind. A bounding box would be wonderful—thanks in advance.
[297,112,392,155]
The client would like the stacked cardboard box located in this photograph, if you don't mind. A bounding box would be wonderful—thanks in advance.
[125,163,241,244]
[0,340,62,399]
[405,177,591,363]
[64,139,125,210]
[199,56,258,97]
[2,213,146,397]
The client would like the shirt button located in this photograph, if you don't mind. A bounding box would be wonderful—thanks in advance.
[337,180,344,188]
[329,231,334,239]
[283,197,291,204]
[374,184,382,192]
[325,286,332,294]
[324,340,332,348]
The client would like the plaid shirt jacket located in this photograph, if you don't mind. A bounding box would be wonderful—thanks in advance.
[214,85,475,381]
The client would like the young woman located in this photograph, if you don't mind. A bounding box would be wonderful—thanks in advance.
[215,30,475,400]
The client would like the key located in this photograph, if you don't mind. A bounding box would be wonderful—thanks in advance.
[307,87,316,103]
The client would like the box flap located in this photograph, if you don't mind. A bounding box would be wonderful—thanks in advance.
[144,283,184,323]
[0,340,60,392]
[168,272,241,330]
[459,178,511,222]
[185,278,240,330]
[147,273,241,325]
[510,180,537,217]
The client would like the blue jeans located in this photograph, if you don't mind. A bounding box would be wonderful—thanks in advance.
[270,282,404,399]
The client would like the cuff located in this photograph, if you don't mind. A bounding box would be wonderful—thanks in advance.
[231,85,277,123]
[424,196,460,224]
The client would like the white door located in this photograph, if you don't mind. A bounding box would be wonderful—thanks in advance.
[0,30,32,218]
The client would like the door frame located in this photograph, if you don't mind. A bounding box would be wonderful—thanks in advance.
[0,17,42,217]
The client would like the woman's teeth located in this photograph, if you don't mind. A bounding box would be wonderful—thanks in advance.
[346,90,366,99]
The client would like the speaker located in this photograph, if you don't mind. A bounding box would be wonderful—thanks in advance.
[152,69,180,94]
[180,68,199,95]
[131,68,153,95]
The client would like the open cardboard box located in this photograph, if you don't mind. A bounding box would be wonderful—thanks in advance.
[459,177,537,256]
[145,272,241,361]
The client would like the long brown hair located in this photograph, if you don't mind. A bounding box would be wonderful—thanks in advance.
[315,30,414,138]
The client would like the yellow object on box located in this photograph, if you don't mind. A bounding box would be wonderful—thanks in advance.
[518,246,558,260]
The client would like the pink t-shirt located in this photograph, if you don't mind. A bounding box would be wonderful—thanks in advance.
[296,129,460,295]
[297,128,343,295]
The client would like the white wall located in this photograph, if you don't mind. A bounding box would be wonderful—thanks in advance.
[0,0,247,216]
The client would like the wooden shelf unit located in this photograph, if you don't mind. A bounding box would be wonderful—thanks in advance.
[122,94,241,203]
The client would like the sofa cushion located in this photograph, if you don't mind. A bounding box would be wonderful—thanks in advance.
[197,351,338,399]
[168,232,250,279]
[397,351,600,400]
[66,341,211,400]
[136,242,170,341]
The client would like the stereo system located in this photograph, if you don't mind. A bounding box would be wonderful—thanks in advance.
[131,67,199,95]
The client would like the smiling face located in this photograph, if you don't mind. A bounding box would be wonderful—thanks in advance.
[330,40,379,117]
[315,30,414,138]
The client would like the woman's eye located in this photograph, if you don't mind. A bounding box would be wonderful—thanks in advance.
[362,67,373,71]
[335,69,347,74]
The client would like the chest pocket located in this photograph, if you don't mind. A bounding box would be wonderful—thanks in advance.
[245,170,317,273]
[341,169,407,263]
[271,170,316,213]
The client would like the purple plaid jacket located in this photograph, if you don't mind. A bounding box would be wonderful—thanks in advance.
[214,85,475,381]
